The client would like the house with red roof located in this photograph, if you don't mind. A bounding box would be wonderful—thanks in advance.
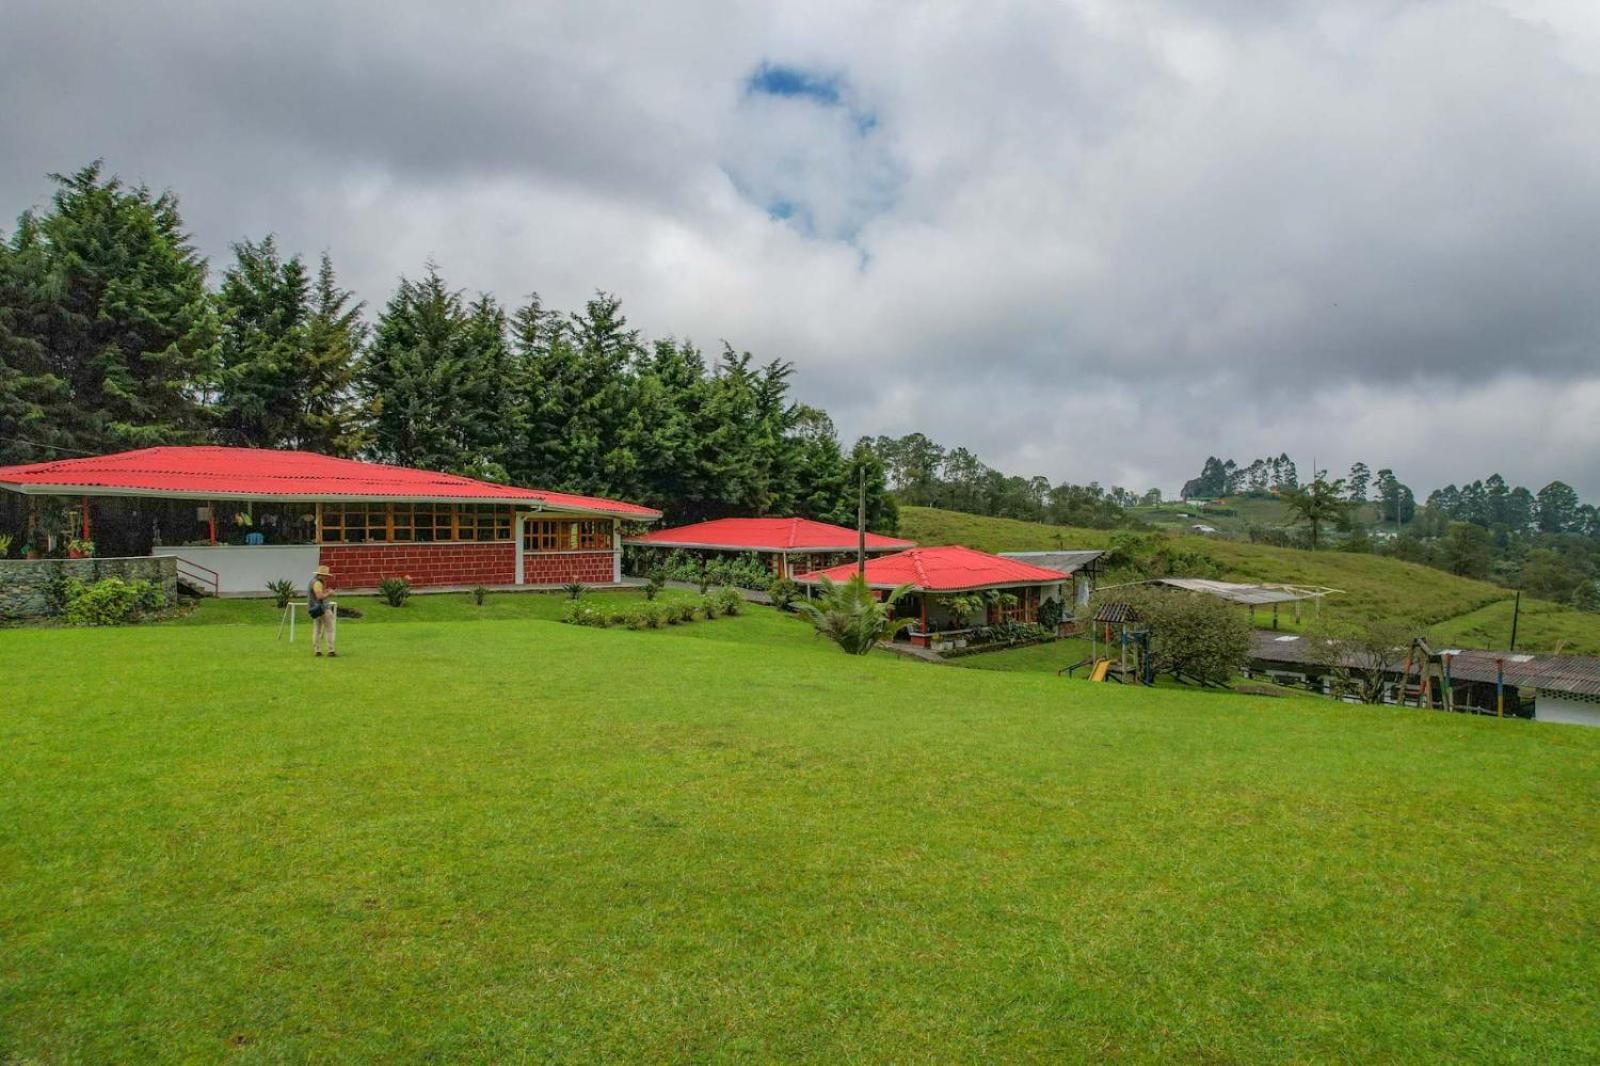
[795,545,1070,649]
[0,447,660,595]
[624,516,915,581]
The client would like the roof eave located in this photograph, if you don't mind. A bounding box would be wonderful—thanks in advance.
[0,481,658,518]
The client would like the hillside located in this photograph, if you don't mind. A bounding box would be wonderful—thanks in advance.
[897,506,1600,654]
[3,593,1598,1060]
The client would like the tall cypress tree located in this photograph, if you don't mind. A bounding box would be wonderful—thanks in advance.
[359,267,512,477]
[0,214,73,465]
[299,254,367,456]
[21,163,218,452]
[214,236,310,448]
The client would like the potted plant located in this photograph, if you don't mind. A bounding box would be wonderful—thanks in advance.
[22,543,40,560]
[67,538,96,559]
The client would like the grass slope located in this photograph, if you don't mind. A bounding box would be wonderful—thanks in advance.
[3,594,1599,1061]
[898,506,1600,653]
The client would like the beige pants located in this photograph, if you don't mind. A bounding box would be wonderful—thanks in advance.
[312,608,336,654]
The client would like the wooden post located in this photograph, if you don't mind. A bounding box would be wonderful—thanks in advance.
[80,495,91,541]
[920,593,928,635]
[208,502,218,545]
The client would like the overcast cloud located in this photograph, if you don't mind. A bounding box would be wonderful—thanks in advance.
[4,0,1599,496]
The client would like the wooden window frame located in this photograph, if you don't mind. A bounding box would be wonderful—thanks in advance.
[317,502,514,544]
[523,517,613,553]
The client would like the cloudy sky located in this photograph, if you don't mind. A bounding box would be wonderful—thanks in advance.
[4,0,1599,497]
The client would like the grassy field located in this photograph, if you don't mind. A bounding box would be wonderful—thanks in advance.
[898,506,1600,654]
[4,592,1600,1061]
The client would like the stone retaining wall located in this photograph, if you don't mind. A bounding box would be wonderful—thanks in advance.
[0,556,179,620]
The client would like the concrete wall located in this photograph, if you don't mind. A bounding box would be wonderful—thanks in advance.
[0,556,178,620]
[1535,691,1600,728]
[151,544,320,596]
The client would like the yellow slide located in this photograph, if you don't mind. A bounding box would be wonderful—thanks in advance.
[1089,659,1111,682]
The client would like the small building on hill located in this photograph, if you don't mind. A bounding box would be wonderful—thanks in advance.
[999,550,1105,611]
[1245,631,1600,726]
[624,516,914,580]
[0,446,659,595]
[795,545,1069,647]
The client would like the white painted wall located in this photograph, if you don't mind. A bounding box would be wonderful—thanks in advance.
[1535,691,1600,728]
[152,544,320,596]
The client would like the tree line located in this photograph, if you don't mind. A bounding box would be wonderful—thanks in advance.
[863,432,1152,528]
[0,163,894,529]
[1182,456,1600,610]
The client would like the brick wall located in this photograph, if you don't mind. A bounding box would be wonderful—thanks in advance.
[320,543,516,589]
[522,551,615,585]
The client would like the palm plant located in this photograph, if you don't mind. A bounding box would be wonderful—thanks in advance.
[795,573,915,655]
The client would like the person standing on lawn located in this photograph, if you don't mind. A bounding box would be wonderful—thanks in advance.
[308,564,337,658]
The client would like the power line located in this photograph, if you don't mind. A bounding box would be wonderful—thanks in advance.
[0,435,97,457]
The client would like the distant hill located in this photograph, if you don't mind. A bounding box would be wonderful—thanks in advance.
[897,506,1600,655]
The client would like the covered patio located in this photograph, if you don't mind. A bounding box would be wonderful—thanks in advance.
[794,545,1070,651]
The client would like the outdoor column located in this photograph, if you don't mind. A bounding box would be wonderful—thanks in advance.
[514,512,527,584]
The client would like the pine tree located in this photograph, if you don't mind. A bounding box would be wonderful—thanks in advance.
[214,236,311,448]
[359,268,492,474]
[11,162,217,452]
[0,215,72,465]
[1346,461,1370,502]
[299,255,367,456]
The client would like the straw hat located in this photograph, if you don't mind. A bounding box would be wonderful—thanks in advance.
[316,565,332,577]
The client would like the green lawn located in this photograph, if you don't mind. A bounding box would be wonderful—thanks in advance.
[4,596,1599,1061]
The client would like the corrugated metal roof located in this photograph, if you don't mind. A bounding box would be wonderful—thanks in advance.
[0,447,664,518]
[1094,602,1139,624]
[1156,578,1324,605]
[1247,631,1600,697]
[625,516,913,552]
[999,550,1104,573]
[794,545,1068,592]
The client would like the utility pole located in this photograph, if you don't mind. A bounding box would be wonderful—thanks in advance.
[857,466,867,577]
[1509,587,1522,652]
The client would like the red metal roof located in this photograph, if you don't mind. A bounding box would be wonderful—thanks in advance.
[0,446,661,519]
[625,516,914,553]
[795,545,1069,592]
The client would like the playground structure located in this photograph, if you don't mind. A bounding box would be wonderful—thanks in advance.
[1062,601,1154,685]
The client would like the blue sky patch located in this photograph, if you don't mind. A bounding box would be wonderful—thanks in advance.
[745,62,841,106]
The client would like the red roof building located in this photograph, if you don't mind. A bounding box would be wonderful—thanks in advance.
[795,545,1071,646]
[625,516,914,580]
[0,447,660,594]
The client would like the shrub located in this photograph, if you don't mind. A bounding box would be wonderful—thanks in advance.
[376,577,412,607]
[767,577,800,612]
[267,578,296,610]
[1037,595,1065,631]
[563,582,587,601]
[1112,586,1251,686]
[63,577,166,626]
[715,586,744,616]
[562,600,609,627]
[471,585,488,606]
[0,533,12,558]
[796,573,915,655]
[643,570,666,601]
[676,601,698,624]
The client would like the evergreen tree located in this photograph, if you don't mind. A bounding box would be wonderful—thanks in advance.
[359,268,506,475]
[1346,461,1370,502]
[1536,481,1581,534]
[299,255,367,456]
[214,236,311,448]
[8,163,217,453]
[0,214,72,464]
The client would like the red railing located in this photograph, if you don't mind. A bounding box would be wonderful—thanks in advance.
[172,556,220,597]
